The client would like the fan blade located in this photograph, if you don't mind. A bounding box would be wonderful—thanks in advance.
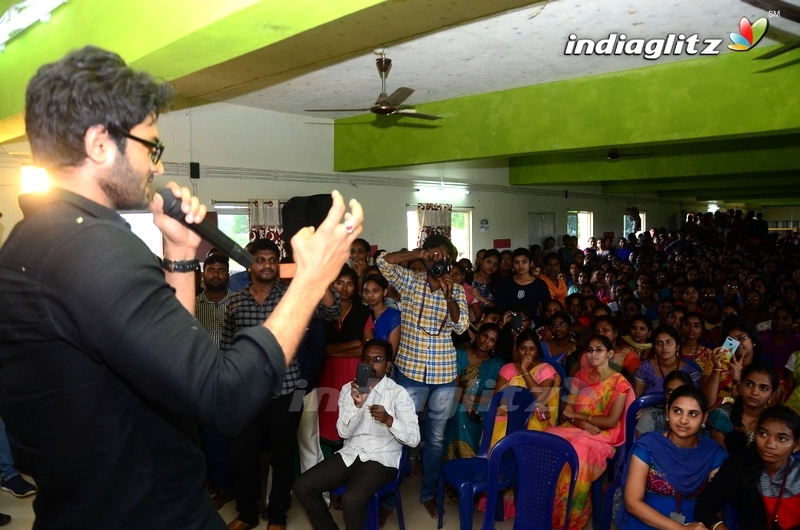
[383,87,415,107]
[395,109,441,121]
[304,108,371,112]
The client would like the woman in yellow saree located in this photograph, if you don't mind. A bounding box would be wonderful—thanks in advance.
[548,334,634,529]
[478,330,560,517]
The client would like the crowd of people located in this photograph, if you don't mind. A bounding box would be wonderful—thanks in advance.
[244,217,800,530]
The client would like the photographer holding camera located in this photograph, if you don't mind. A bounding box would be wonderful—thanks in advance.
[376,235,469,519]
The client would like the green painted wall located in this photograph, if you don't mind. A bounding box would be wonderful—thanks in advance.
[0,0,381,138]
[333,44,800,175]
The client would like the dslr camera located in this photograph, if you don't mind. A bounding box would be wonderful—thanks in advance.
[428,258,451,278]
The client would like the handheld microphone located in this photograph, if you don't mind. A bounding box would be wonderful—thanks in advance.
[157,188,254,269]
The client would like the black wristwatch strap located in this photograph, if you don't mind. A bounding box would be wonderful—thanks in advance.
[162,258,199,273]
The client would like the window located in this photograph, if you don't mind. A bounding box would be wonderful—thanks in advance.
[217,211,250,274]
[407,209,472,261]
[623,211,646,237]
[121,212,163,257]
[566,211,593,249]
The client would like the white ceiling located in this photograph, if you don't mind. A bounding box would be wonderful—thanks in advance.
[226,0,800,119]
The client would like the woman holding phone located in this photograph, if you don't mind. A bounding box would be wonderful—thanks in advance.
[702,317,780,409]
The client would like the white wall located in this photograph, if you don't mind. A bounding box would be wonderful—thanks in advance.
[0,101,684,249]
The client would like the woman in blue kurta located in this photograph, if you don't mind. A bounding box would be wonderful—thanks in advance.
[444,323,504,461]
[619,385,727,529]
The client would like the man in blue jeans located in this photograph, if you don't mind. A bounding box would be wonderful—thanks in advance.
[376,234,469,519]
[0,416,37,498]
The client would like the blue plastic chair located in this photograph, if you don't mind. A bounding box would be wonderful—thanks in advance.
[481,430,579,530]
[594,393,666,530]
[330,446,410,530]
[437,387,537,530]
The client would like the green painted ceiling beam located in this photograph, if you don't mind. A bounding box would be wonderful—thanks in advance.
[660,187,796,199]
[603,171,799,194]
[334,43,800,174]
[739,198,800,207]
[511,144,799,185]
[0,0,383,142]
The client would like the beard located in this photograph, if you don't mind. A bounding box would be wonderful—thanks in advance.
[98,152,150,210]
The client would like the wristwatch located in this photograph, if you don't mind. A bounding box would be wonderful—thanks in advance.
[162,258,200,273]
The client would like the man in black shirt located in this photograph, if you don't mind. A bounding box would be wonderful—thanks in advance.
[0,46,363,530]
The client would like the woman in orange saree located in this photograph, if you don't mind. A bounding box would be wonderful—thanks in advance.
[547,334,635,529]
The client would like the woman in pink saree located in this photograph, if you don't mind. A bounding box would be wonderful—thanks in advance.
[547,334,635,529]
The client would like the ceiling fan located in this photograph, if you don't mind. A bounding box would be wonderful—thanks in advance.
[305,50,442,121]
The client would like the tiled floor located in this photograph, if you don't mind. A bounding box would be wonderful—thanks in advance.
[0,473,593,529]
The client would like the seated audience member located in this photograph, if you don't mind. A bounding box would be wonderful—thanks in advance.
[622,315,654,360]
[680,312,713,366]
[636,370,695,436]
[701,298,724,347]
[536,299,564,341]
[620,386,727,529]
[493,330,560,437]
[541,311,579,373]
[665,306,688,331]
[654,296,675,327]
[464,307,503,345]
[493,247,551,322]
[443,323,504,461]
[760,305,800,370]
[566,262,582,295]
[592,316,641,380]
[634,325,702,398]
[547,334,635,529]
[707,362,779,455]
[361,274,401,355]
[566,293,589,337]
[703,317,781,408]
[695,407,800,530]
[496,308,532,363]
[294,340,420,530]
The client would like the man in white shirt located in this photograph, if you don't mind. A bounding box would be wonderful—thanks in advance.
[294,340,420,530]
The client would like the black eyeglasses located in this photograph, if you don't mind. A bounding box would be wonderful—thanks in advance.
[109,126,165,165]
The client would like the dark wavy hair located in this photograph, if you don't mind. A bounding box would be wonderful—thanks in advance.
[26,46,174,169]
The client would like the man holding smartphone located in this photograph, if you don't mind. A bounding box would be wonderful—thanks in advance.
[376,235,469,519]
[294,340,419,530]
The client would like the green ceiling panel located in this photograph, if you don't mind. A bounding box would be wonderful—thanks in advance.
[334,43,800,176]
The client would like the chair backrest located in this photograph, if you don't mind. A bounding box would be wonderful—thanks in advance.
[481,430,579,530]
[477,387,536,458]
[605,393,665,483]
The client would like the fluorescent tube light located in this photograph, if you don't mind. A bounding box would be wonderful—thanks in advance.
[0,0,68,52]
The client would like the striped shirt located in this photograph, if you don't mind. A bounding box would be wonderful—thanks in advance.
[195,290,232,346]
[377,255,469,384]
[221,282,340,395]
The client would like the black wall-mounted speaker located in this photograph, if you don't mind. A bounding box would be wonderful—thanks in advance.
[190,162,200,180]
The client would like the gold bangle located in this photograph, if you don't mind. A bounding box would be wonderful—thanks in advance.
[586,414,593,422]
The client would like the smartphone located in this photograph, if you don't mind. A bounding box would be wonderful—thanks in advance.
[720,336,740,363]
[511,313,525,330]
[355,362,373,393]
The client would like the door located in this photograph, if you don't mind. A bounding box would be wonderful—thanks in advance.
[528,212,556,249]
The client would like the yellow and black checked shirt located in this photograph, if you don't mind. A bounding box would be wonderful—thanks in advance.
[377,255,469,384]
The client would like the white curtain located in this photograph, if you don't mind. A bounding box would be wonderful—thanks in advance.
[248,199,285,258]
[417,203,452,247]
